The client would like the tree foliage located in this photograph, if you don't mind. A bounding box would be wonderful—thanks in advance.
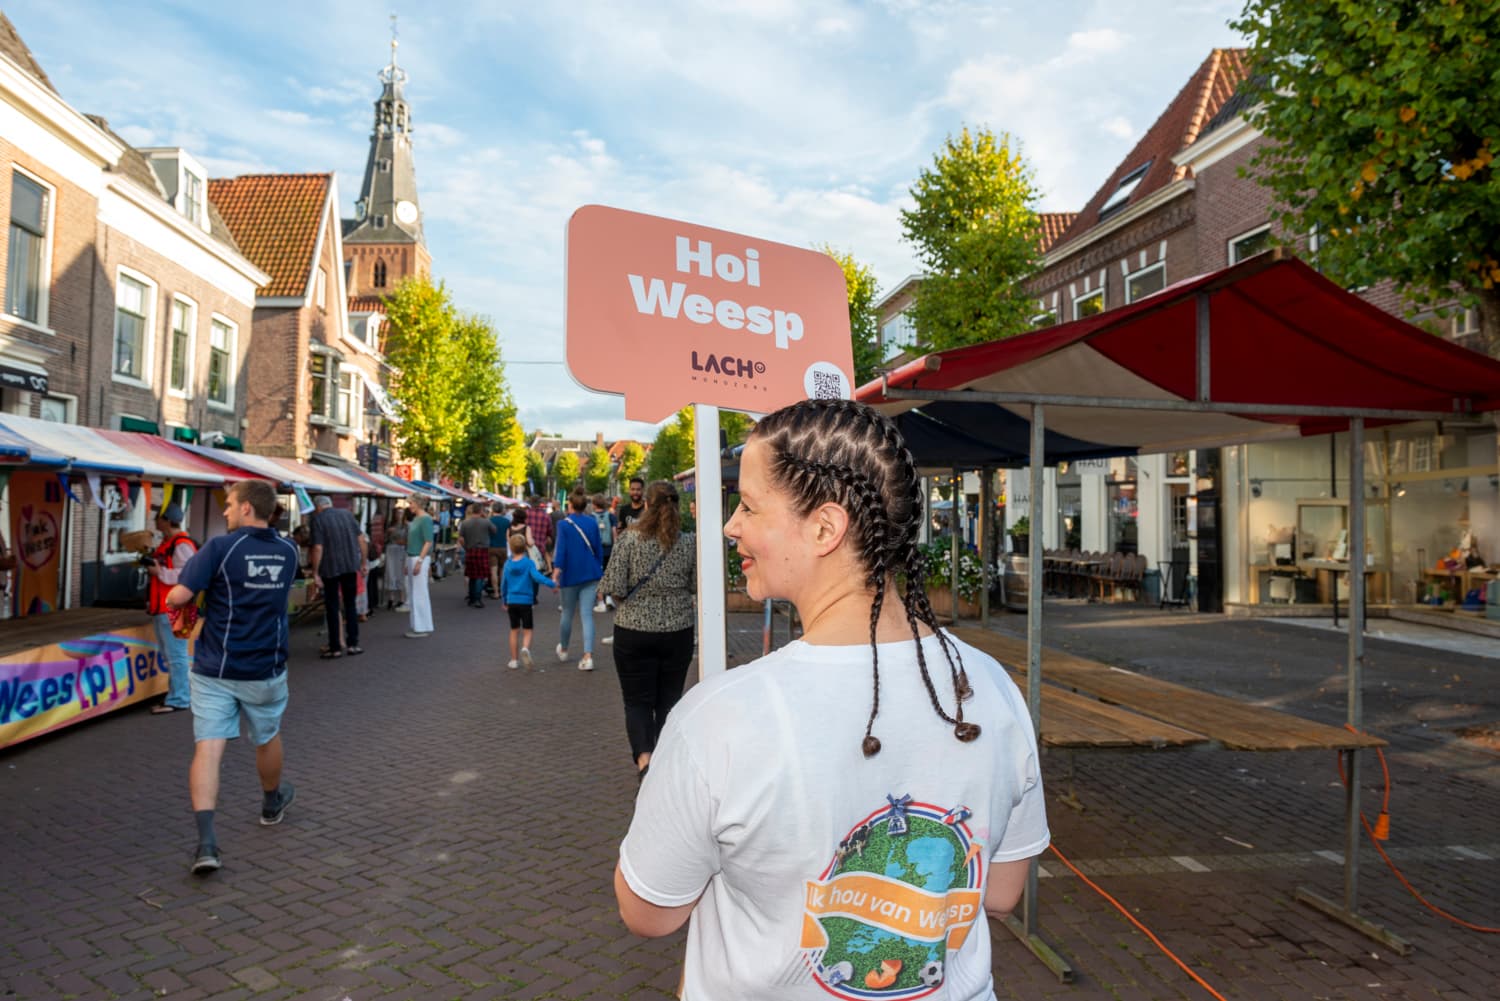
[616,441,646,485]
[383,276,525,481]
[584,445,612,493]
[524,449,547,495]
[552,450,581,490]
[819,246,881,384]
[646,408,695,481]
[899,127,1043,351]
[1232,0,1500,347]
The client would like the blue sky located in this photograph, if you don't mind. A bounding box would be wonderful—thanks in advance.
[9,0,1245,443]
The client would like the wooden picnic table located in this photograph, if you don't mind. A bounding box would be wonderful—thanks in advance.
[950,626,1385,752]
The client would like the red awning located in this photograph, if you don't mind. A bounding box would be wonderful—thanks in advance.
[858,256,1500,457]
[96,431,267,484]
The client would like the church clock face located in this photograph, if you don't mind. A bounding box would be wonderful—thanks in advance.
[395,200,418,225]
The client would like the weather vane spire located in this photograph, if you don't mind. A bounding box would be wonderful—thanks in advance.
[380,13,407,86]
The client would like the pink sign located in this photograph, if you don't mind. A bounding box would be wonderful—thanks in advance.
[565,205,855,422]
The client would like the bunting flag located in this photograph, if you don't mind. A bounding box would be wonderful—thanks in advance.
[179,485,193,511]
[293,485,314,515]
[86,473,107,510]
[0,470,10,499]
[58,473,83,505]
[159,482,174,509]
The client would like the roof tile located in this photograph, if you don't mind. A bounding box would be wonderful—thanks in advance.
[208,174,333,298]
[1038,212,1078,252]
[1054,48,1248,248]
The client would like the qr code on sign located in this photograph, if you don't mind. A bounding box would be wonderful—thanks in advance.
[812,371,842,399]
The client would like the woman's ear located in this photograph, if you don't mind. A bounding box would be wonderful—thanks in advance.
[808,502,851,558]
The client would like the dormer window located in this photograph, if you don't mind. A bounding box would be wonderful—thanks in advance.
[375,215,387,229]
[1098,161,1151,220]
[182,170,204,226]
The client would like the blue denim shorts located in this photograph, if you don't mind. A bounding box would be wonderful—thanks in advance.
[190,671,289,745]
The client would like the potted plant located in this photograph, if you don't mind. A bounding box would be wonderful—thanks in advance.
[1009,515,1030,553]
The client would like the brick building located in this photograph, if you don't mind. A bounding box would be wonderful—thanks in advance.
[208,172,378,467]
[1,12,268,610]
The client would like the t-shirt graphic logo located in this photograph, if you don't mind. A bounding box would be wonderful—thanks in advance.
[800,794,982,997]
[245,559,284,582]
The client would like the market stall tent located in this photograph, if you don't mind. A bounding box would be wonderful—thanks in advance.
[856,252,1500,971]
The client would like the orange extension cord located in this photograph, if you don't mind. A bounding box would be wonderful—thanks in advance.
[1337,724,1500,934]
[1046,843,1232,1001]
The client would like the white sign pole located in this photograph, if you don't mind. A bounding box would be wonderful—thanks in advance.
[694,403,727,677]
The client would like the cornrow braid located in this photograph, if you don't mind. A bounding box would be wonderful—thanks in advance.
[752,399,981,755]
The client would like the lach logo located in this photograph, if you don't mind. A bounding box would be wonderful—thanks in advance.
[691,351,765,380]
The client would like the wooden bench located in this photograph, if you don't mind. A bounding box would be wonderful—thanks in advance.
[951,626,1385,752]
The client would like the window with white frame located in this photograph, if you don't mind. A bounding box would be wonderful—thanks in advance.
[310,352,335,421]
[6,170,51,325]
[1030,309,1057,328]
[181,170,204,226]
[207,316,235,406]
[880,312,917,358]
[113,271,154,382]
[1073,289,1104,320]
[315,267,327,311]
[39,393,74,423]
[1098,161,1151,219]
[1452,307,1480,348]
[169,297,196,396]
[1229,226,1272,264]
[1126,263,1166,303]
[336,369,359,430]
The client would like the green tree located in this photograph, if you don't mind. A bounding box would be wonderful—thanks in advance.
[490,416,528,495]
[383,277,466,478]
[645,407,695,481]
[524,448,547,495]
[900,126,1043,350]
[616,441,646,485]
[820,246,882,383]
[552,450,581,490]
[1232,1,1500,348]
[584,444,612,493]
[719,411,752,450]
[445,314,516,484]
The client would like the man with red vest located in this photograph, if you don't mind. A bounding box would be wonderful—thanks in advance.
[146,502,198,714]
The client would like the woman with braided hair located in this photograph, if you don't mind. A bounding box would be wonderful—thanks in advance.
[616,398,1049,1000]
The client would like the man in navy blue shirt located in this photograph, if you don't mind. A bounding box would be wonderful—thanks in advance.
[168,479,300,876]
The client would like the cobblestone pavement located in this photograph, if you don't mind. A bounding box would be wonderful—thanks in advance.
[2,583,1497,1000]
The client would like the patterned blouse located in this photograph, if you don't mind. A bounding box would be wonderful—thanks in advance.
[602,529,696,633]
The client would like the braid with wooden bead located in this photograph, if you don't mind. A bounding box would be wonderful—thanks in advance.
[752,399,980,755]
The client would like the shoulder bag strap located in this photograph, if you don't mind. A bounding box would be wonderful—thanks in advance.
[565,516,596,557]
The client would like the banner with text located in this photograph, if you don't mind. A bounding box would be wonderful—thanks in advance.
[564,205,855,421]
[0,626,174,750]
[9,471,64,618]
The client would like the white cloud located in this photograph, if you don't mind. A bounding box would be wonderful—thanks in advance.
[1065,28,1128,58]
[1100,115,1135,139]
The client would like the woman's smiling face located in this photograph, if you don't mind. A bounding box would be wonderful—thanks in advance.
[724,438,808,602]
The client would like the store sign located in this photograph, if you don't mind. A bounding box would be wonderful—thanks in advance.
[393,464,414,481]
[564,204,854,422]
[1074,458,1111,477]
[0,363,47,394]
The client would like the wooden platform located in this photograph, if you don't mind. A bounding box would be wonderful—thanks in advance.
[951,626,1385,752]
[0,607,149,660]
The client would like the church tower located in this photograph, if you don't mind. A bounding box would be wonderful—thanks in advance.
[344,28,430,297]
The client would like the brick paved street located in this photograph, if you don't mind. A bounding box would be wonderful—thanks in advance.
[3,581,1498,1000]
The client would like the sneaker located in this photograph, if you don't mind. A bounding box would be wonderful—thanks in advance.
[579,654,594,672]
[555,644,569,662]
[261,783,296,826]
[602,635,614,645]
[593,601,607,613]
[507,659,520,670]
[394,604,410,613]
[404,630,431,639]
[191,843,221,875]
[520,647,533,668]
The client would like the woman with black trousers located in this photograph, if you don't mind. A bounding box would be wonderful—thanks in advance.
[600,480,696,782]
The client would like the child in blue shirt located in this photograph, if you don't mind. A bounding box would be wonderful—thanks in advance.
[503,533,557,669]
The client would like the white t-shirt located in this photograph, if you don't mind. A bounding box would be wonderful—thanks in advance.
[619,631,1049,1001]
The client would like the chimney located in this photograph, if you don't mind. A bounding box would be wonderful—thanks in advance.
[595,431,605,447]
